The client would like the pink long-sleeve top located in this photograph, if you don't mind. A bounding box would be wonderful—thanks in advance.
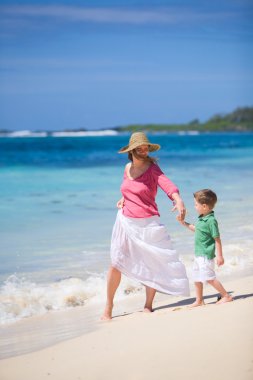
[121,163,179,218]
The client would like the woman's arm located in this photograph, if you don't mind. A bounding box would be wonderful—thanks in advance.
[153,165,186,220]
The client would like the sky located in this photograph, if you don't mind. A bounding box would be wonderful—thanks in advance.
[0,0,253,131]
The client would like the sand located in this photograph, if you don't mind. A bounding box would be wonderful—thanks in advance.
[0,275,253,380]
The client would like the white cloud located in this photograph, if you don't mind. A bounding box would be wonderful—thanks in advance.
[0,5,237,25]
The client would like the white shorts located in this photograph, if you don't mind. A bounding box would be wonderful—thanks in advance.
[192,256,216,283]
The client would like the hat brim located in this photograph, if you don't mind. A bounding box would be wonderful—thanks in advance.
[118,142,160,154]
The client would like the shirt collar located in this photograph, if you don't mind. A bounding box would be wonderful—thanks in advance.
[198,210,214,221]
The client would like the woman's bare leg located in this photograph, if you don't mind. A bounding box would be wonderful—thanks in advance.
[144,286,156,312]
[101,266,121,320]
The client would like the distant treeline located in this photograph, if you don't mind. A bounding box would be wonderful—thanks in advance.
[1,106,253,135]
[116,106,253,132]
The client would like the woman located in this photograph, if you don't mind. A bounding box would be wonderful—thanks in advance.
[101,132,189,320]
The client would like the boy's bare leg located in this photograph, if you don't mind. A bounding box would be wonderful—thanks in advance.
[190,282,205,307]
[207,279,233,304]
[144,286,156,312]
[101,266,121,320]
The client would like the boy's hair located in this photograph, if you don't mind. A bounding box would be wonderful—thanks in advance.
[194,189,217,209]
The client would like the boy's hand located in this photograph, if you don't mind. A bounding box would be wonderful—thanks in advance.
[216,256,224,266]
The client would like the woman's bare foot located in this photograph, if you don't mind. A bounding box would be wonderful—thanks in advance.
[216,295,233,305]
[143,305,153,313]
[188,300,205,308]
[100,304,113,320]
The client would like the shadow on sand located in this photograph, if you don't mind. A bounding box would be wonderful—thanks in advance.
[153,291,253,311]
[112,291,253,319]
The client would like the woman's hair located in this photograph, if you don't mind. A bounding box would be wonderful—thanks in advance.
[194,189,217,208]
[128,149,157,163]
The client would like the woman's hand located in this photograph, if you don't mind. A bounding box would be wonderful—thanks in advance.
[117,197,124,209]
[171,194,186,221]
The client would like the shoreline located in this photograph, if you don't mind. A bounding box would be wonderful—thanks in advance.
[0,270,253,360]
[0,275,252,380]
[0,269,252,359]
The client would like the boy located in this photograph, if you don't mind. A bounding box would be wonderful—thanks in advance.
[178,189,233,307]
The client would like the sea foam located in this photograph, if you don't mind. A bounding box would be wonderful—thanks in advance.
[0,130,119,138]
[0,274,143,325]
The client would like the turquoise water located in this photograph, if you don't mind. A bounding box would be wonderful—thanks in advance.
[0,132,253,326]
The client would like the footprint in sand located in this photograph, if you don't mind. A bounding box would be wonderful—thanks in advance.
[172,307,182,311]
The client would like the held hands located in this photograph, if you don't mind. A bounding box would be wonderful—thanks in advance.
[171,198,186,221]
[176,215,186,225]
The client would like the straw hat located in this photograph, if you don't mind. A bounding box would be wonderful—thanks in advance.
[118,132,160,153]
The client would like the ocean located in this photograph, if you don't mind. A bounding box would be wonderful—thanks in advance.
[0,132,253,357]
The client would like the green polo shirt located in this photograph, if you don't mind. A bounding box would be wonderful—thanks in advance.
[195,211,220,259]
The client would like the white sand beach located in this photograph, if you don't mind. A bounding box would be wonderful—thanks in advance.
[0,275,252,380]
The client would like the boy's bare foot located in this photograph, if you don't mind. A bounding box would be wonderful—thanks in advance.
[100,304,113,321]
[188,301,205,308]
[216,295,233,305]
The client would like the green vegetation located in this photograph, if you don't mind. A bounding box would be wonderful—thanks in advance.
[116,106,253,133]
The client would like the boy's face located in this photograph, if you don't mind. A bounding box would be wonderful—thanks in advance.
[194,199,211,216]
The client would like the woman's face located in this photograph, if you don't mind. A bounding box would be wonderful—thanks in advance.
[134,144,149,157]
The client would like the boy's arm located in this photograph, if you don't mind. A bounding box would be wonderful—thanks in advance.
[215,237,224,266]
[182,221,195,232]
[177,217,195,232]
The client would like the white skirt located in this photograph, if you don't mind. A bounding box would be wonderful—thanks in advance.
[110,210,190,296]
